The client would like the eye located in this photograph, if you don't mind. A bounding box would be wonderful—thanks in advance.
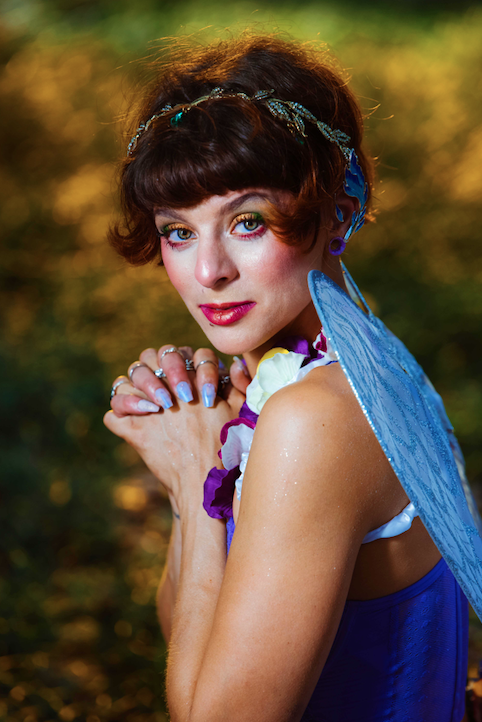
[232,213,265,237]
[161,224,194,244]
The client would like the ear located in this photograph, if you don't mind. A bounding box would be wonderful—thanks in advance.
[330,190,358,239]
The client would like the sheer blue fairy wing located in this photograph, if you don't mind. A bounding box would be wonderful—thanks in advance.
[308,268,482,620]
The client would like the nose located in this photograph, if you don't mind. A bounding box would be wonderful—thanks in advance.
[194,236,238,289]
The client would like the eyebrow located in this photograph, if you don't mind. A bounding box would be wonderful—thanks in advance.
[154,191,273,222]
[222,191,272,213]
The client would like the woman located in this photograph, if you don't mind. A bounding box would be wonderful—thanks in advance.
[104,35,482,721]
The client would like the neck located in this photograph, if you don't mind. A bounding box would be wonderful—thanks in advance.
[242,259,348,377]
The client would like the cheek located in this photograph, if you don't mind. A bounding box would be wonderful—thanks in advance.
[249,242,313,294]
[162,255,192,300]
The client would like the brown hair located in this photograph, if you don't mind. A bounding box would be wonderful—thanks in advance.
[109,34,375,265]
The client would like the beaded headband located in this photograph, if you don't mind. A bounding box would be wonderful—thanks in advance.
[127,87,368,244]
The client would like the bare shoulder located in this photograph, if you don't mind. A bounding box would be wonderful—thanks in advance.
[257,361,377,473]
[276,362,365,426]
[247,362,405,536]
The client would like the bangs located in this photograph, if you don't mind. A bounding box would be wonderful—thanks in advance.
[131,103,310,208]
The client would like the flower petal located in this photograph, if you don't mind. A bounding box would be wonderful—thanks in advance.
[221,423,255,470]
[219,416,256,446]
[239,401,259,424]
[313,330,327,354]
[203,466,239,520]
[246,374,270,415]
[279,336,311,356]
[258,351,305,394]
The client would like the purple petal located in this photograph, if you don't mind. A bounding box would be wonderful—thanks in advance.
[220,416,256,446]
[314,330,328,354]
[239,401,259,425]
[226,516,236,552]
[203,466,240,520]
[278,335,311,356]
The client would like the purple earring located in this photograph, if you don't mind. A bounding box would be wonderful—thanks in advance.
[329,236,346,256]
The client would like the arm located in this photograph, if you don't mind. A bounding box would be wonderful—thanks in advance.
[166,363,396,722]
[106,345,251,645]
[157,500,182,643]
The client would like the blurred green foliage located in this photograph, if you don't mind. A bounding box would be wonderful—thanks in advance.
[1,1,481,719]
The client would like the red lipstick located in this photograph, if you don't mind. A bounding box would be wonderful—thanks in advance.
[199,302,256,326]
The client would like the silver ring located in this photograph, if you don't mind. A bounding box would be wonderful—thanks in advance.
[194,359,218,371]
[110,375,130,400]
[160,346,184,361]
[154,368,167,380]
[219,374,231,389]
[128,361,150,382]
[185,359,195,372]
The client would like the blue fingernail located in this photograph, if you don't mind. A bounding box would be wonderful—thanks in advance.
[176,382,193,403]
[155,388,173,409]
[218,359,226,370]
[202,383,216,408]
[138,399,160,413]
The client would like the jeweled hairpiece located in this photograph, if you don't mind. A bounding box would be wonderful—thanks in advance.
[127,87,368,242]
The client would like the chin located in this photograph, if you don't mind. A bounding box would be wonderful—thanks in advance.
[198,324,253,356]
[206,336,251,357]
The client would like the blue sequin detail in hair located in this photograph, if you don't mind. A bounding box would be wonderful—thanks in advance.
[343,151,369,240]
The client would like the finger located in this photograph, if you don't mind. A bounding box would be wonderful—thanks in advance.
[230,357,251,395]
[193,348,219,408]
[224,386,248,417]
[139,347,160,370]
[157,345,194,404]
[111,389,161,417]
[179,345,194,360]
[129,358,174,410]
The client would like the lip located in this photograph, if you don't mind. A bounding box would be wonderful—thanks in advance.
[199,302,256,326]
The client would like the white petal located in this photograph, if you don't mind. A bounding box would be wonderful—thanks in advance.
[235,475,244,500]
[258,352,305,394]
[246,375,269,414]
[221,424,255,470]
[235,450,251,500]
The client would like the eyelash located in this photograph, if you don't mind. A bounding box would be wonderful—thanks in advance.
[160,224,193,247]
[160,212,267,248]
[232,213,266,239]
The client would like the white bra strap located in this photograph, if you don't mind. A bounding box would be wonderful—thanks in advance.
[362,502,419,544]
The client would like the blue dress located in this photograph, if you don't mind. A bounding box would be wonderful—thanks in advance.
[301,557,468,722]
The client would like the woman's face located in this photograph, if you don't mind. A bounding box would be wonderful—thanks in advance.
[155,189,327,364]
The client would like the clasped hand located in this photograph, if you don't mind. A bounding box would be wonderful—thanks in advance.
[104,344,250,502]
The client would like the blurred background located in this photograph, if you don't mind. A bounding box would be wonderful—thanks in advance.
[1,0,482,719]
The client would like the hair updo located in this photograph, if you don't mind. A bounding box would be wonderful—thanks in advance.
[109,34,375,265]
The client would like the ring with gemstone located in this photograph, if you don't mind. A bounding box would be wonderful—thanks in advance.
[185,359,195,372]
[154,368,167,380]
[160,346,184,361]
[219,374,231,389]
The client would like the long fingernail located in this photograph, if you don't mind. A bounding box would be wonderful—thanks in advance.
[138,399,160,413]
[176,382,193,403]
[202,383,216,408]
[155,388,173,410]
[233,356,250,377]
[218,359,226,370]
